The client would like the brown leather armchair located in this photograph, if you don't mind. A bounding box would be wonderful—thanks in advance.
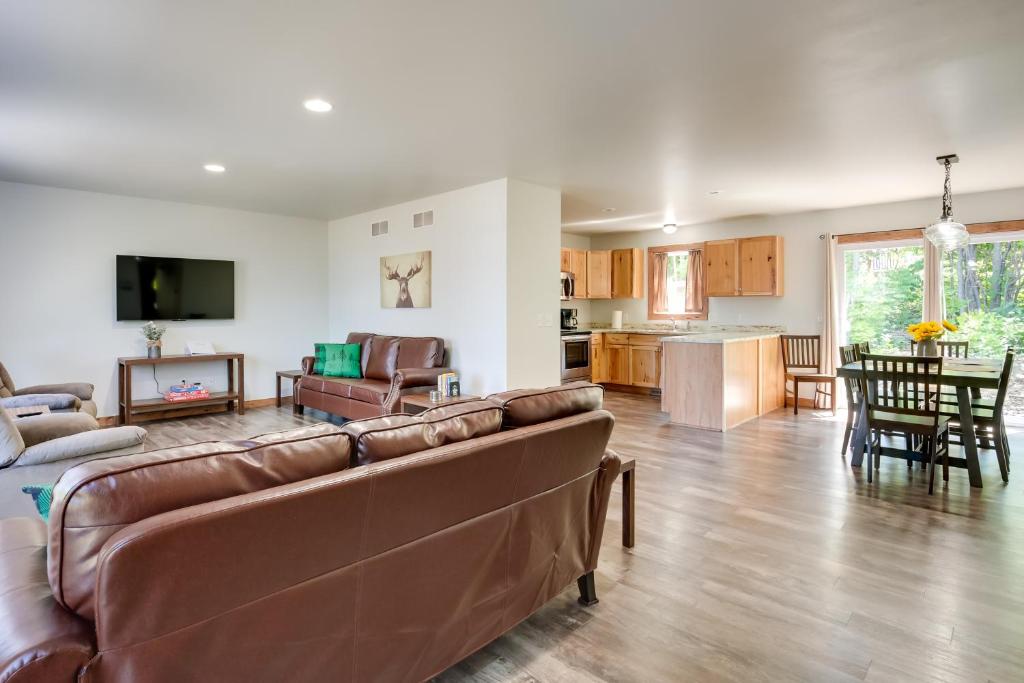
[295,333,449,420]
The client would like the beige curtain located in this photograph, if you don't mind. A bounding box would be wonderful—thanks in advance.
[923,239,945,322]
[652,252,668,313]
[822,233,840,373]
[684,249,705,313]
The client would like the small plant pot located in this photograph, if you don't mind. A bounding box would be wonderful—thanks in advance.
[147,343,162,359]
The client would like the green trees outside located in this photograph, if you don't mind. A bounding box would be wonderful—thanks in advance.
[844,246,924,353]
[943,240,1024,358]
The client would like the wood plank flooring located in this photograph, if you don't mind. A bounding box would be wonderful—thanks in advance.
[133,394,1024,681]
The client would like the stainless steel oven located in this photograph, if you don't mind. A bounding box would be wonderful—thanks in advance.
[560,333,591,383]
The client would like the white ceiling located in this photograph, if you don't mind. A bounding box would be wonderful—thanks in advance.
[2,1,1023,232]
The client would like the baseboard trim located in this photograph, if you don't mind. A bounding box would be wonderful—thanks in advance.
[95,395,291,427]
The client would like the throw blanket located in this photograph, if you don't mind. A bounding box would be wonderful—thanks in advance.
[0,393,80,412]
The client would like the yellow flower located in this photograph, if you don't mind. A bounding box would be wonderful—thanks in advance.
[943,319,958,332]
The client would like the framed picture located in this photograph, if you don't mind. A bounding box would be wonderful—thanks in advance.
[380,250,432,309]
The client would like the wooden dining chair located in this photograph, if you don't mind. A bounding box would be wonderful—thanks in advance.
[839,344,865,454]
[909,340,969,357]
[939,348,1014,483]
[781,335,836,416]
[859,354,950,492]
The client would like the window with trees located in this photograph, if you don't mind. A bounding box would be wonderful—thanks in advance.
[647,244,707,320]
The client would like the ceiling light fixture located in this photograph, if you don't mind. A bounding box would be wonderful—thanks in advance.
[923,154,969,251]
[662,223,678,235]
[203,163,226,173]
[708,190,721,196]
[602,207,617,213]
[303,98,333,113]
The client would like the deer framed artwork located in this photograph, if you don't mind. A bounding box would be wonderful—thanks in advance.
[380,251,432,308]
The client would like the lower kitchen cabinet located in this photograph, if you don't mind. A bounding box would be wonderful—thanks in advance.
[628,346,661,388]
[590,333,662,389]
[606,344,630,385]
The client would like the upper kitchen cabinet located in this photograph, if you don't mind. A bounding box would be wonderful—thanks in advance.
[704,236,784,297]
[570,249,588,298]
[586,250,612,298]
[560,248,572,273]
[611,248,644,299]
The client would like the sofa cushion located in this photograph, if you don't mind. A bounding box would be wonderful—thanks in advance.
[364,336,400,381]
[488,382,604,428]
[0,362,13,397]
[342,400,503,465]
[16,412,99,449]
[0,409,25,467]
[298,375,325,393]
[319,377,390,404]
[323,343,362,378]
[396,337,444,370]
[346,332,376,375]
[47,422,350,621]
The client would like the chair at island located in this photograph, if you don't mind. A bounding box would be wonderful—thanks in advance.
[780,335,835,415]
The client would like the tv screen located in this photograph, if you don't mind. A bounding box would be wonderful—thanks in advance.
[116,255,235,321]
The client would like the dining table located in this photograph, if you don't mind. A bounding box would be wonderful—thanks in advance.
[836,357,1003,488]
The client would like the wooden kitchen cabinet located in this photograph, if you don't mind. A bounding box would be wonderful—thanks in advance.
[560,248,572,273]
[628,345,661,388]
[611,248,644,299]
[590,334,607,383]
[570,249,588,298]
[587,250,612,299]
[704,236,783,297]
[606,344,630,384]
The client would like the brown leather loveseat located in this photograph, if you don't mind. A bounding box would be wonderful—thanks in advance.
[0,383,620,682]
[295,332,448,420]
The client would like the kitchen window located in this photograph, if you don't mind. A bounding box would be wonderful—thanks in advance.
[647,243,708,320]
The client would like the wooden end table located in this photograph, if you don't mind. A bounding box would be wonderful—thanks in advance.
[400,393,482,415]
[620,458,635,548]
[276,370,303,407]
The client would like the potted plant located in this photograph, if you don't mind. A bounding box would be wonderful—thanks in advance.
[141,321,167,359]
[907,319,958,356]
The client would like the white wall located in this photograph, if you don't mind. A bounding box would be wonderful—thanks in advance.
[328,180,510,395]
[327,178,561,395]
[560,232,592,325]
[0,181,329,417]
[587,186,1024,334]
[507,179,561,388]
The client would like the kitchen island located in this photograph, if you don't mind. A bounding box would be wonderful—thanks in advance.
[660,332,784,431]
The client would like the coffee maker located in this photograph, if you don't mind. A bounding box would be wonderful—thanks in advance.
[560,308,578,331]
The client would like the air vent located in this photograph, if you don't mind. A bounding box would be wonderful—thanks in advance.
[412,210,433,229]
[371,220,389,237]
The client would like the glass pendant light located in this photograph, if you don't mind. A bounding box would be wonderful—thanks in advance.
[924,154,969,251]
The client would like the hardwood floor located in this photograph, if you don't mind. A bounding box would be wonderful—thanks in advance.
[138,394,1024,681]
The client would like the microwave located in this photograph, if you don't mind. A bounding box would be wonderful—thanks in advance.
[560,271,575,300]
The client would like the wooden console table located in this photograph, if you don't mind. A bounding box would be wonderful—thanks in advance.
[117,352,244,425]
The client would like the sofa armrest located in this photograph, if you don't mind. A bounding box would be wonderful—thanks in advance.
[392,367,450,390]
[14,383,94,401]
[16,412,99,448]
[585,448,622,571]
[301,356,315,375]
[0,517,95,681]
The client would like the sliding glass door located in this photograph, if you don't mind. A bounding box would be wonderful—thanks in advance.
[839,241,924,353]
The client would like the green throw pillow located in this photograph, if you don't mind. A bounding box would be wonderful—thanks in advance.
[22,484,53,522]
[322,343,362,378]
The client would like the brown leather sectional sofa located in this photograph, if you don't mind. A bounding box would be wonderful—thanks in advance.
[295,332,449,420]
[0,382,620,682]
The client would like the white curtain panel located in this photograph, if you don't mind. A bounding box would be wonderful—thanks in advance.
[923,239,946,322]
[822,234,840,375]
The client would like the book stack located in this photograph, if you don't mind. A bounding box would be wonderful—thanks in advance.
[437,372,461,398]
[164,382,210,402]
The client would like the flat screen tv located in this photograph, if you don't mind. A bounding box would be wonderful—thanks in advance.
[116,255,235,321]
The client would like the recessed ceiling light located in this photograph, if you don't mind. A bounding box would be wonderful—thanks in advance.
[602,207,617,213]
[709,190,721,196]
[303,98,333,113]
[203,163,226,173]
[662,223,678,234]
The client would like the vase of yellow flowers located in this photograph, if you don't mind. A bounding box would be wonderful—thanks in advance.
[907,320,958,356]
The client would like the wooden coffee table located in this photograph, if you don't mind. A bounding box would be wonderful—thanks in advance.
[400,393,482,415]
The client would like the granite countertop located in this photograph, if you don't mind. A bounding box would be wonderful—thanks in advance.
[659,331,782,344]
